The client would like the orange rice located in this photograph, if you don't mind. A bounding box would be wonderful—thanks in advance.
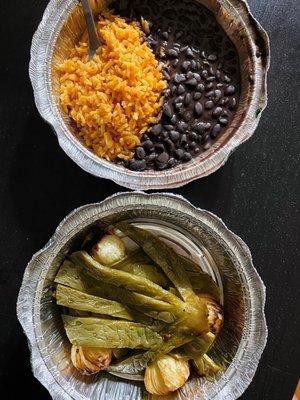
[57,12,166,161]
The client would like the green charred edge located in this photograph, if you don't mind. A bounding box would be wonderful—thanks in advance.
[115,222,195,302]
[62,315,164,349]
[183,332,216,359]
[193,354,222,376]
[110,249,170,288]
[108,334,194,374]
[70,251,186,309]
[55,260,179,323]
[56,284,135,321]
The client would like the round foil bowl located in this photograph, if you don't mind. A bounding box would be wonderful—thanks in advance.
[17,192,267,399]
[29,0,269,190]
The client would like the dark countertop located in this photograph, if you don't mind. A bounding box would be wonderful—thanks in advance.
[0,0,299,398]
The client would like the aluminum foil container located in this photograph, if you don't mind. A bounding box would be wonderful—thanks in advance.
[29,0,269,190]
[17,192,267,399]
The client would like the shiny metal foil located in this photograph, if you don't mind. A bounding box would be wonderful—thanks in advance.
[29,0,270,190]
[17,192,267,399]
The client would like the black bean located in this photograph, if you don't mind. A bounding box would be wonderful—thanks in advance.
[181,134,188,144]
[142,140,154,152]
[225,85,236,95]
[177,84,185,95]
[206,76,216,82]
[172,59,179,68]
[177,120,188,132]
[167,48,178,58]
[174,102,183,111]
[167,157,177,168]
[163,103,173,118]
[184,93,192,106]
[212,107,223,117]
[193,73,201,82]
[143,134,150,141]
[189,132,198,141]
[174,73,186,84]
[183,152,192,161]
[216,70,221,80]
[191,60,197,70]
[194,147,201,154]
[165,139,175,152]
[205,100,214,109]
[129,159,146,171]
[175,95,184,104]
[201,133,210,144]
[213,89,222,103]
[181,61,191,72]
[211,124,221,138]
[180,45,188,53]
[160,131,169,139]
[224,75,231,83]
[193,92,202,100]
[205,83,214,91]
[155,143,165,153]
[186,71,194,79]
[184,143,190,150]
[219,97,229,105]
[219,117,228,126]
[173,42,181,49]
[201,50,206,59]
[203,142,212,150]
[162,31,169,40]
[170,85,177,96]
[205,122,212,131]
[216,83,223,88]
[228,97,237,110]
[155,152,170,169]
[186,47,195,58]
[195,122,206,133]
[164,125,174,131]
[194,102,203,116]
[201,70,208,79]
[196,83,205,92]
[185,78,198,87]
[175,148,184,159]
[164,88,171,98]
[208,66,215,76]
[151,124,162,136]
[205,91,214,99]
[189,141,197,149]
[170,115,177,124]
[147,153,157,162]
[183,111,193,122]
[169,130,180,142]
[208,54,218,62]
[136,146,146,159]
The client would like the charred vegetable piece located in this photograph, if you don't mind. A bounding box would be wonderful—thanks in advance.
[70,251,186,308]
[108,333,193,374]
[56,284,135,321]
[92,234,126,265]
[55,260,177,323]
[71,345,112,374]
[193,354,221,376]
[63,316,164,349]
[115,223,196,303]
[183,332,216,359]
[111,249,170,288]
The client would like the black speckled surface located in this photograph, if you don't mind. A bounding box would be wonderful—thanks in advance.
[0,0,299,398]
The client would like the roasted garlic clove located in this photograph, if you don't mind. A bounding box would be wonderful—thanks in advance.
[197,295,224,335]
[144,354,190,395]
[71,345,112,375]
[92,234,126,265]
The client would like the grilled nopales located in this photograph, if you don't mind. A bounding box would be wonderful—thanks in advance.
[55,224,224,395]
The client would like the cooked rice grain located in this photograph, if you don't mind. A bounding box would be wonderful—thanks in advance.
[57,13,166,161]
